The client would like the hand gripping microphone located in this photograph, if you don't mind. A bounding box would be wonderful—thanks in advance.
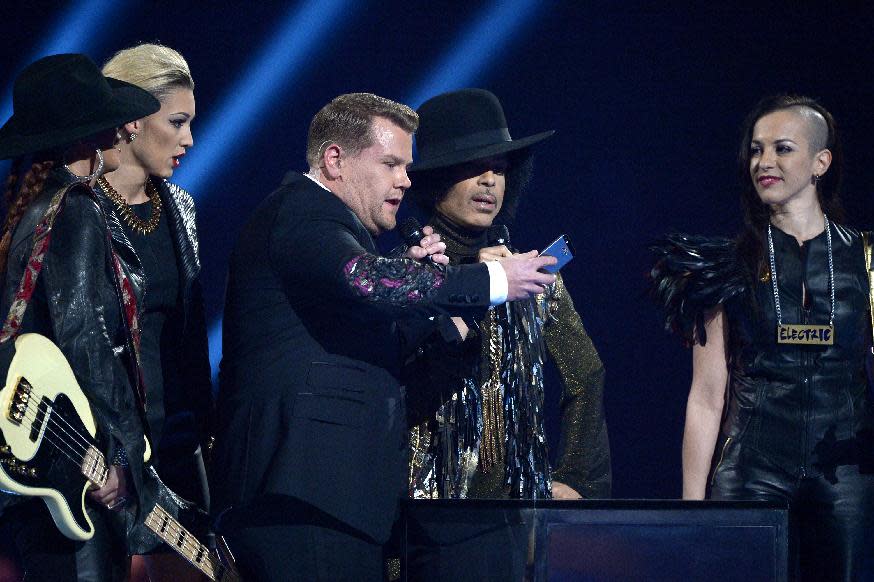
[399,217,439,264]
[487,224,510,248]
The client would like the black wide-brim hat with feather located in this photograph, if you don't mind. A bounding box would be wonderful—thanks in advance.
[409,88,554,172]
[0,53,160,160]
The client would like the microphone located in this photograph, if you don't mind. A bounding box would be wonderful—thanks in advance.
[487,224,510,247]
[399,217,438,264]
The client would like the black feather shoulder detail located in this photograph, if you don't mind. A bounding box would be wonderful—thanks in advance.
[650,234,747,346]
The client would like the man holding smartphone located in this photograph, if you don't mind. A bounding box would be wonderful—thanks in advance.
[403,89,611,504]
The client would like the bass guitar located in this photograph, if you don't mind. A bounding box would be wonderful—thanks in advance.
[0,333,240,581]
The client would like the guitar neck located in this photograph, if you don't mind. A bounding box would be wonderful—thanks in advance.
[144,504,238,581]
[81,445,107,488]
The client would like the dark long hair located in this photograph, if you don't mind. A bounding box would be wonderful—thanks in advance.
[0,156,55,276]
[407,149,534,227]
[736,94,843,278]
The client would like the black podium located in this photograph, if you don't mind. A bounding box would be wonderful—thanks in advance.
[401,499,789,581]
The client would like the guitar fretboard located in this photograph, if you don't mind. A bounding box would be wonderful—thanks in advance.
[144,504,238,581]
[81,445,107,487]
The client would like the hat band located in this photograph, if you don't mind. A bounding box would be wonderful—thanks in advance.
[420,127,512,159]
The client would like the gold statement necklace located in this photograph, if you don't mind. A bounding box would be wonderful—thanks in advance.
[97,176,162,235]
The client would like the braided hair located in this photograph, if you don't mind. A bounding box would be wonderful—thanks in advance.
[0,157,55,276]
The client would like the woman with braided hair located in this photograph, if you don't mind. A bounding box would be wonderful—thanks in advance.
[652,95,874,580]
[0,54,160,580]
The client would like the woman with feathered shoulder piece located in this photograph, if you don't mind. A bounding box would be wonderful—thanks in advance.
[652,95,874,580]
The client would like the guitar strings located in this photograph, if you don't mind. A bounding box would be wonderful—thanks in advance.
[13,392,95,450]
[16,398,93,459]
[10,400,106,484]
[8,400,238,579]
[36,398,107,480]
[13,408,94,480]
[148,505,220,577]
[151,505,231,580]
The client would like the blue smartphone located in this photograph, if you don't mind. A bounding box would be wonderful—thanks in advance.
[539,234,574,273]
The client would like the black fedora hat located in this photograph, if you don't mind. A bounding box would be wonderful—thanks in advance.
[0,53,160,160]
[410,88,554,172]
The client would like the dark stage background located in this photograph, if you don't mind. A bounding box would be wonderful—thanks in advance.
[2,0,874,533]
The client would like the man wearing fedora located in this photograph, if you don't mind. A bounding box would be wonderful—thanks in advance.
[212,92,558,580]
[404,89,611,504]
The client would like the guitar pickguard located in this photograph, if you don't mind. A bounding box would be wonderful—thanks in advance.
[0,391,97,536]
[0,333,107,541]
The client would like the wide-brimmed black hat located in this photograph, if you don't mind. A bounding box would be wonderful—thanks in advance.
[0,53,160,160]
[410,88,554,172]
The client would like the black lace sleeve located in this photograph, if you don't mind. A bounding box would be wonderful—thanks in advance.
[650,234,747,345]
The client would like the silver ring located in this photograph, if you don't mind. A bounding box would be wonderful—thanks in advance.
[107,496,127,511]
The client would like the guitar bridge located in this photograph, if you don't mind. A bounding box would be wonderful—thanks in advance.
[6,377,32,426]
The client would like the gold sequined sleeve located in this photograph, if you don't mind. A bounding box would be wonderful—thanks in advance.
[545,274,612,498]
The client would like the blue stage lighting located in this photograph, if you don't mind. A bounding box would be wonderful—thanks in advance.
[206,0,539,382]
[173,0,355,199]
[406,0,542,108]
[209,320,223,385]
[0,0,120,124]
[191,0,354,381]
[0,0,124,178]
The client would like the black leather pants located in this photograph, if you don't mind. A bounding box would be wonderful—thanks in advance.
[712,443,874,581]
[0,498,128,582]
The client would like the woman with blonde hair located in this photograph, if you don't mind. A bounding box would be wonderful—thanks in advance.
[101,43,213,581]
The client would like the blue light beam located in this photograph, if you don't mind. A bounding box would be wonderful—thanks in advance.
[1,0,121,123]
[199,0,355,380]
[406,0,543,109]
[0,0,124,177]
[173,0,354,199]
[207,0,543,383]
[209,320,223,386]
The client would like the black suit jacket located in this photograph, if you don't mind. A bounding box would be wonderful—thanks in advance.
[213,172,490,542]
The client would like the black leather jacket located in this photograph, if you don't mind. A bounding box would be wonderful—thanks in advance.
[721,223,874,479]
[0,169,211,525]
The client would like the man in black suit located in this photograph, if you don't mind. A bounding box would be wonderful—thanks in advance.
[213,93,556,580]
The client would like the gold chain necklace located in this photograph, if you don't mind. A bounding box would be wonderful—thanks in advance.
[97,176,162,235]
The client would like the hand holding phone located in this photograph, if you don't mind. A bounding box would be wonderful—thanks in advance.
[538,234,574,273]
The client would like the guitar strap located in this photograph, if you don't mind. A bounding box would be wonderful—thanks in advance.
[0,181,148,416]
[0,182,73,343]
